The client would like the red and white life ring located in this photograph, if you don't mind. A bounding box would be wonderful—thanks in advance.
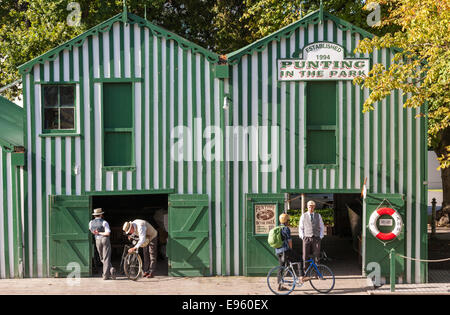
[368,207,403,241]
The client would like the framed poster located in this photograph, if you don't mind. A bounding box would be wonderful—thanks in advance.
[254,204,277,234]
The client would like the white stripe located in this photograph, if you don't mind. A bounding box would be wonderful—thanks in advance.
[134,24,141,78]
[26,73,33,276]
[34,68,43,277]
[398,89,404,193]
[55,137,61,195]
[103,31,110,78]
[65,137,71,195]
[289,35,295,189]
[214,78,222,274]
[169,40,175,189]
[372,50,379,193]
[415,107,421,283]
[186,50,193,193]
[144,28,150,190]
[381,50,387,193]
[126,171,132,190]
[117,171,123,191]
[54,55,60,81]
[261,48,268,193]
[63,50,70,82]
[364,87,370,189]
[280,38,286,190]
[6,153,14,277]
[204,61,213,275]
[153,36,160,190]
[178,45,183,194]
[195,54,202,193]
[106,171,113,191]
[251,52,258,193]
[272,42,279,192]
[233,64,240,274]
[83,41,91,191]
[299,81,305,189]
[308,23,314,44]
[113,22,121,78]
[93,35,100,79]
[347,80,352,189]
[406,105,412,283]
[242,56,249,197]
[94,83,102,191]
[124,23,131,78]
[75,136,81,195]
[390,89,396,192]
[327,20,333,42]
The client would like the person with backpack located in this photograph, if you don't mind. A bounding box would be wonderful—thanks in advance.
[272,213,304,289]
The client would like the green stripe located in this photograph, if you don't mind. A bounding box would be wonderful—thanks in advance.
[88,37,95,192]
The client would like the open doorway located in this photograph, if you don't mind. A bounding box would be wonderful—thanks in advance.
[288,193,363,276]
[91,194,169,277]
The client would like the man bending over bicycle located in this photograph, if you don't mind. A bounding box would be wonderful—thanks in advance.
[276,214,304,289]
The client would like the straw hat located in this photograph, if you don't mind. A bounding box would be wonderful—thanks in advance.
[122,221,133,234]
[92,208,104,216]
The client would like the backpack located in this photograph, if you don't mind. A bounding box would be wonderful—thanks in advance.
[267,225,284,248]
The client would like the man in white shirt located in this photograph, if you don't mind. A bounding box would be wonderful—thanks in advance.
[89,208,115,280]
[123,219,158,278]
[298,200,324,268]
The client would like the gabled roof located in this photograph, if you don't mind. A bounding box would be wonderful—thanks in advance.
[0,95,23,149]
[226,9,375,65]
[18,12,220,75]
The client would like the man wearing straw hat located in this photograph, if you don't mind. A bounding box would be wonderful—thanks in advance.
[123,219,158,278]
[89,208,116,280]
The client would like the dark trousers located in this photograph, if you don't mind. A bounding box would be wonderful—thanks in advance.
[142,237,158,273]
[277,249,304,280]
[302,236,321,269]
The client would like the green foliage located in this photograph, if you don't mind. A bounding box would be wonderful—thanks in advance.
[354,0,450,168]
[287,208,334,227]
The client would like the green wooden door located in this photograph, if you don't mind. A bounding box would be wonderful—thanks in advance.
[49,195,91,277]
[245,193,285,276]
[364,194,405,278]
[168,194,210,276]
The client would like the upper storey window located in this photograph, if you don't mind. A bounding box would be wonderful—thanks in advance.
[43,85,75,132]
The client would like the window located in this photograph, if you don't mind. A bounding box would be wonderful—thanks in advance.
[306,81,337,165]
[103,83,133,167]
[43,85,75,131]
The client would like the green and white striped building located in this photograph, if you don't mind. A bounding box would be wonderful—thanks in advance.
[0,8,428,283]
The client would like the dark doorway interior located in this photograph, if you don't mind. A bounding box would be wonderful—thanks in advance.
[290,193,363,276]
[91,194,169,277]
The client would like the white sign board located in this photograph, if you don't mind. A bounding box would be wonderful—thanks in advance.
[278,42,370,81]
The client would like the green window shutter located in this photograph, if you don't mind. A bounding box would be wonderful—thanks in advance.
[103,83,133,167]
[306,81,337,165]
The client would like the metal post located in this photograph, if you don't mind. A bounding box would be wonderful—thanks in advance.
[431,198,437,238]
[390,248,396,292]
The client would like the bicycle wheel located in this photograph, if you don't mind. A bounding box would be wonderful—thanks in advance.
[123,252,142,281]
[307,264,335,293]
[267,266,296,295]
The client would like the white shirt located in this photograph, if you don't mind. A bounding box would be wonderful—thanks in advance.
[298,211,325,240]
[130,219,157,249]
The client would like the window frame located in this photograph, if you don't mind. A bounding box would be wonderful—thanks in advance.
[304,80,339,169]
[41,83,77,135]
[101,81,135,171]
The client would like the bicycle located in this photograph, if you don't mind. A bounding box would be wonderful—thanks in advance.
[267,258,335,295]
[119,236,143,281]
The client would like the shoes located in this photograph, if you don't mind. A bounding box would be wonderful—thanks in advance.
[110,267,116,280]
[143,272,154,278]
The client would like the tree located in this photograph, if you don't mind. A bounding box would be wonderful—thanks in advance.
[354,0,450,216]
[240,0,394,41]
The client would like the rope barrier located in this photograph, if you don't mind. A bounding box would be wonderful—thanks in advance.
[395,253,450,263]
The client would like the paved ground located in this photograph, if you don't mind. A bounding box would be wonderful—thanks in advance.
[0,274,371,295]
[0,227,448,296]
